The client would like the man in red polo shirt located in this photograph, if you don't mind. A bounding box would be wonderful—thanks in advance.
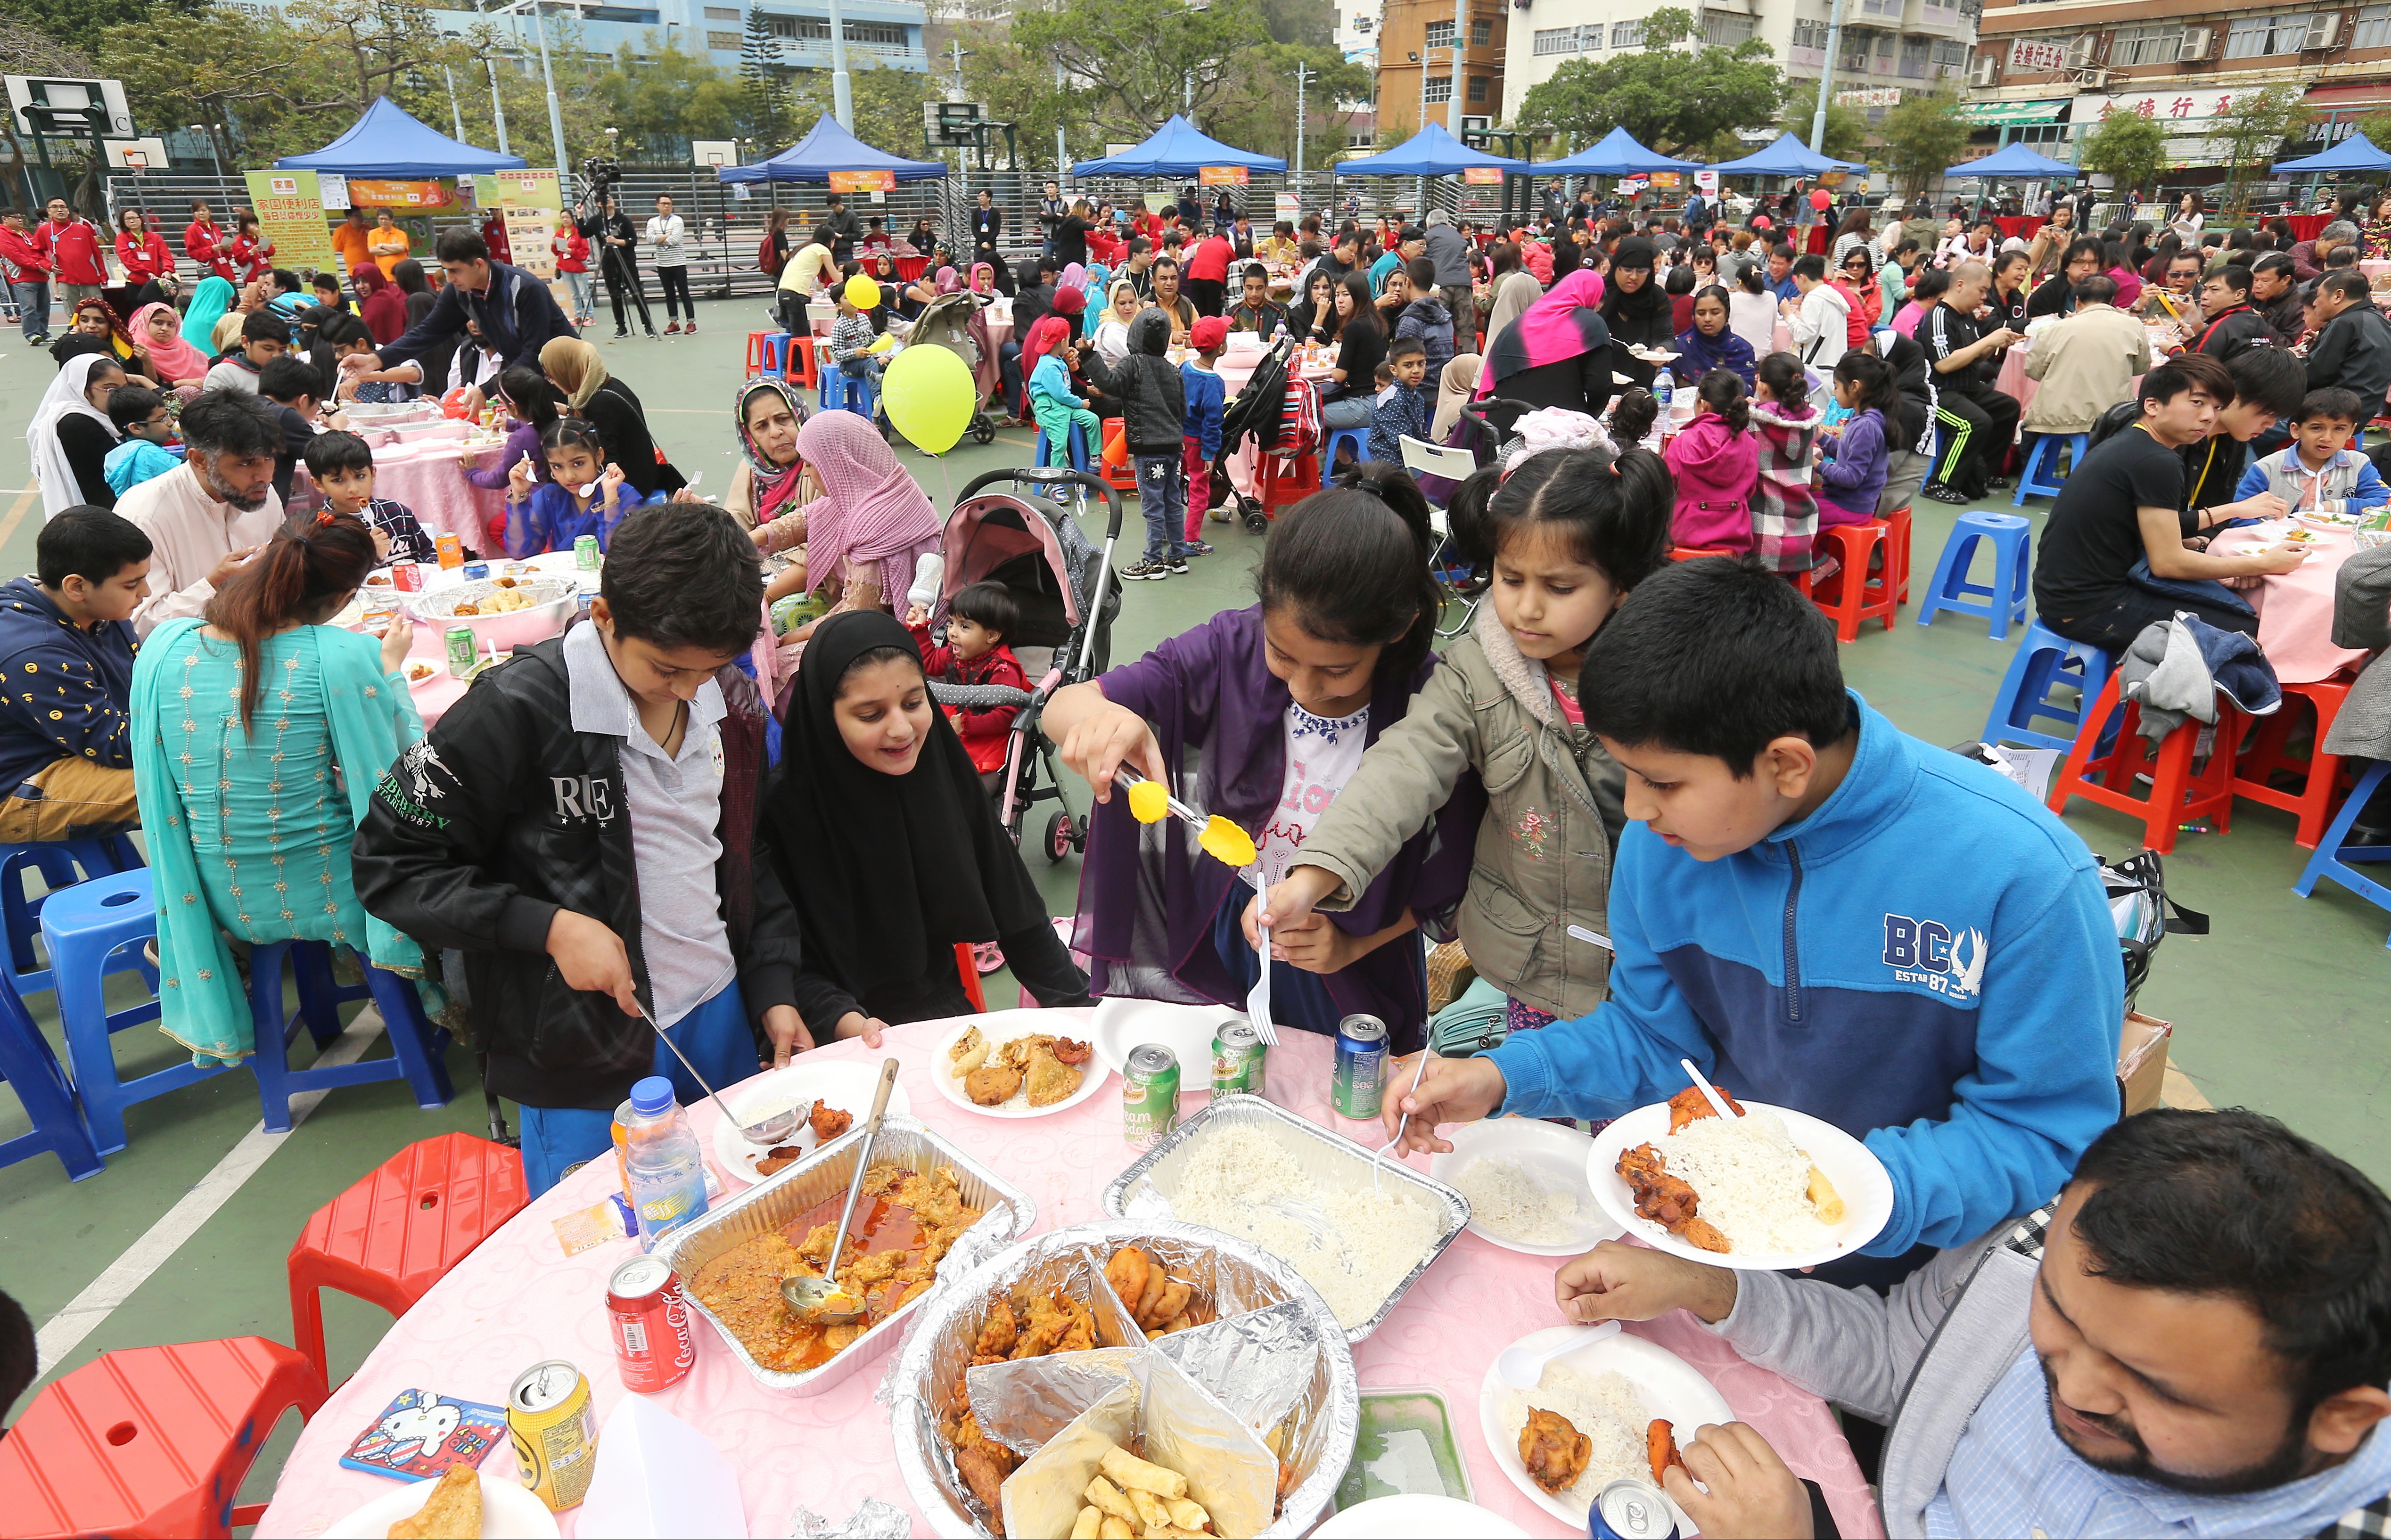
[40,197,107,312]
[0,206,54,344]
[1183,224,1233,319]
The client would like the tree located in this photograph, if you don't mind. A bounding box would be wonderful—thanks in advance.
[1515,9,1782,158]
[0,16,99,205]
[2077,108,2167,204]
[1776,87,1867,166]
[789,65,940,159]
[1878,90,1968,198]
[2211,85,2309,215]
[596,37,743,155]
[739,9,796,152]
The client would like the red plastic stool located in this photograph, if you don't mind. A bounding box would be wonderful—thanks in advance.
[1883,504,1913,604]
[2231,676,2356,848]
[286,1132,528,1389]
[787,333,819,390]
[1809,520,1897,642]
[2048,676,2247,854]
[955,942,988,1011]
[1258,449,1321,510]
[0,1336,327,1537]
[744,329,772,373]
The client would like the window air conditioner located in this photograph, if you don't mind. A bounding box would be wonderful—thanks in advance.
[2305,13,2342,47]
[2177,25,2211,60]
[1967,54,1998,86]
[2063,33,2098,67]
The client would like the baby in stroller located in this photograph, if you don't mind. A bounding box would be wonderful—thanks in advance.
[906,580,1029,795]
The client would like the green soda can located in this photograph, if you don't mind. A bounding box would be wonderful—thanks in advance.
[1122,1043,1181,1145]
[575,533,600,570]
[444,625,477,678]
[1210,1020,1267,1099]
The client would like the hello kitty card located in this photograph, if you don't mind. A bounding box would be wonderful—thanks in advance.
[339,1387,507,1481]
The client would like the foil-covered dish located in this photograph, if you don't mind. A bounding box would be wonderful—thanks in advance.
[885,1221,1360,1538]
[653,1114,1033,1396]
[1101,1094,1471,1343]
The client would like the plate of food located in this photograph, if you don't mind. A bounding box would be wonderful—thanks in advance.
[403,660,441,687]
[1588,1087,1891,1271]
[932,1015,1110,1118]
[1430,1118,1621,1257]
[1088,995,1235,1082]
[1479,1327,1732,1534]
[707,1057,912,1187]
[322,1463,560,1539]
[2297,508,2365,531]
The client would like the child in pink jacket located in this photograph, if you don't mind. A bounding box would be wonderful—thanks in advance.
[1664,368,1758,553]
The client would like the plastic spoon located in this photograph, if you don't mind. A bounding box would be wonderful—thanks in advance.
[781,1058,901,1324]
[1495,1319,1622,1390]
[1371,1047,1434,1194]
[1679,1057,1741,1122]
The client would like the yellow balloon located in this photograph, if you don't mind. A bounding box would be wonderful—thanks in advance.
[881,344,975,454]
[844,273,882,311]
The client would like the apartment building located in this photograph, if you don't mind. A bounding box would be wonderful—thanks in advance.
[260,0,931,78]
[1502,0,1975,131]
[1967,0,2391,171]
[1375,0,1511,138]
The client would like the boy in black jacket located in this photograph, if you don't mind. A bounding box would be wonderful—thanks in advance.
[1076,307,1187,581]
[353,505,819,1194]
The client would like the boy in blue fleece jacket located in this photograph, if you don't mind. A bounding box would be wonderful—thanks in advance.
[1379,558,2123,1288]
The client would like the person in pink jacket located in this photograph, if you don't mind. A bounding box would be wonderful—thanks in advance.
[1664,368,1758,553]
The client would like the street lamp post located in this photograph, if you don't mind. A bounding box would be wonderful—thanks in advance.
[826,0,855,129]
[485,59,509,154]
[442,64,468,142]
[189,123,222,180]
[503,0,572,182]
[1809,0,1849,156]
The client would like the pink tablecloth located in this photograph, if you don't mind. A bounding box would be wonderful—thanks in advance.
[255,1019,1883,1540]
[2210,524,2372,685]
[358,420,509,548]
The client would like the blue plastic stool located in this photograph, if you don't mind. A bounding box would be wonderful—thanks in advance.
[1980,619,2116,752]
[2014,432,2088,506]
[0,835,142,999]
[819,365,879,419]
[0,970,101,1180]
[2293,760,2391,946]
[1324,425,1370,470]
[43,868,202,1156]
[245,940,453,1134]
[1916,510,2032,639]
[1032,419,1093,474]
[759,330,793,380]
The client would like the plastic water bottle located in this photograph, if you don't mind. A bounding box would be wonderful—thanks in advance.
[622,1076,710,1253]
[1652,370,1674,420]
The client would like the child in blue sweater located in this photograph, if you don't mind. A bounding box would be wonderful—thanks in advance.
[1379,558,2123,1289]
[1366,336,1433,467]
[2231,386,2391,524]
[1814,352,1894,529]
[1180,315,1227,553]
[502,418,640,558]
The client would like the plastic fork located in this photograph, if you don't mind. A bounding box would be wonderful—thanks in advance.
[1371,1047,1434,1195]
[1243,866,1278,1047]
[1680,1057,1741,1121]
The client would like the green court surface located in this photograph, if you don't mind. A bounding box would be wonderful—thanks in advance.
[0,298,2382,1483]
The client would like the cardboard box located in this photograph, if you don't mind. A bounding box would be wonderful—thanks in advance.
[2118,1011,2173,1115]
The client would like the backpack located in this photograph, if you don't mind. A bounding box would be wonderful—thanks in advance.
[2098,850,2207,1009]
[757,235,777,274]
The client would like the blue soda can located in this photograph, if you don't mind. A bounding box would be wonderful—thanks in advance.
[1589,1477,1679,1540]
[1330,1013,1387,1120]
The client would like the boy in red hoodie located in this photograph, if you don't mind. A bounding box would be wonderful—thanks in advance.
[904,581,1029,793]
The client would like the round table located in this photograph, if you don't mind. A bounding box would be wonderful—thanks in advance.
[329,418,510,549]
[252,1020,1885,1540]
[2209,523,2374,684]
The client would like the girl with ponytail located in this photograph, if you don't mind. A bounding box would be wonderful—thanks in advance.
[1665,366,1759,553]
[1046,463,1483,1048]
[1254,442,1672,1038]
[131,510,432,1065]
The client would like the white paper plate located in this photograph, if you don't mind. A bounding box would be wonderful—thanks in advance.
[321,1466,560,1539]
[1586,1099,1892,1271]
[1314,1494,1530,1538]
[930,1012,1112,1119]
[2297,511,2362,532]
[708,1057,913,1187]
[1429,1118,1622,1257]
[1478,1327,1733,1535]
[1088,995,1238,1082]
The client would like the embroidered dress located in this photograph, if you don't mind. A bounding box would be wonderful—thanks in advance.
[130,618,430,1065]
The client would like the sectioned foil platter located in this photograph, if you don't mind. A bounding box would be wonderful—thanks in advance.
[1100,1093,1471,1343]
[652,1113,1035,1396]
[885,1221,1361,1539]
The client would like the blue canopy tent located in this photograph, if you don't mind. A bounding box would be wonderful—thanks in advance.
[2272,132,2391,174]
[275,96,525,175]
[1945,143,2080,180]
[1710,132,1866,178]
[1070,115,1285,177]
[1532,126,1701,178]
[717,115,948,183]
[1335,123,1529,177]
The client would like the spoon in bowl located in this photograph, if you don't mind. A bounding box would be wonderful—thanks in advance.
[781,1057,902,1325]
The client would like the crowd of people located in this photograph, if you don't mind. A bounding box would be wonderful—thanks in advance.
[7,172,2391,1538]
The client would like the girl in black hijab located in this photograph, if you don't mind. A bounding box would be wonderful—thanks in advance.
[1600,236,1675,391]
[764,610,1092,1030]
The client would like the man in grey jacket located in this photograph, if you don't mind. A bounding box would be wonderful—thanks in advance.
[1554,1109,2391,1538]
[1422,209,1475,359]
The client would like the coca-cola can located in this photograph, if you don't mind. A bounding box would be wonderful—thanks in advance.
[606,1253,695,1393]
[390,560,424,592]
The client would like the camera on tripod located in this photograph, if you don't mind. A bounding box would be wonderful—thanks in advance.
[581,156,622,198]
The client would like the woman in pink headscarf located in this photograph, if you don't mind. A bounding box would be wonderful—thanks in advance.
[130,301,209,389]
[751,410,943,630]
[1477,268,1615,419]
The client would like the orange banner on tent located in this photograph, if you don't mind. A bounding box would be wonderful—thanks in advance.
[345,179,456,210]
[1199,165,1250,186]
[1461,166,1505,185]
[829,169,897,194]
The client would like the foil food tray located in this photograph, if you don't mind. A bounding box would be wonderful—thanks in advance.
[885,1220,1360,1539]
[1099,1092,1471,1343]
[653,1114,1034,1396]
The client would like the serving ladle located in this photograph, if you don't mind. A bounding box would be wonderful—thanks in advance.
[781,1058,903,1326]
[634,999,811,1147]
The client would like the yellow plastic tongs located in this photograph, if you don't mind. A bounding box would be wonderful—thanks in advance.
[1112,764,1259,871]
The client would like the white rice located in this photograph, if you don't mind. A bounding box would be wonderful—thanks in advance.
[1659,1107,1837,1255]
[1164,1124,1443,1327]
[1499,1363,1657,1514]
[1452,1157,1590,1246]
